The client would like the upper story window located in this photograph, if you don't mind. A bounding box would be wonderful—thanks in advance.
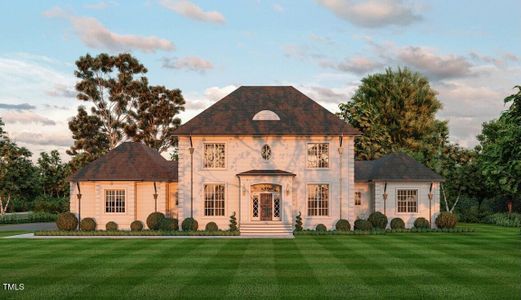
[397,189,418,213]
[355,192,362,206]
[105,189,125,213]
[307,143,329,168]
[261,144,271,160]
[204,143,225,169]
[253,110,280,120]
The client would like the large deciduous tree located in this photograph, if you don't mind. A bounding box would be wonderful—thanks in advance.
[338,67,448,162]
[37,150,70,198]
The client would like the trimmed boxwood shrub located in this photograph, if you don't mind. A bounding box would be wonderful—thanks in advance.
[295,212,303,232]
[368,211,388,229]
[435,212,457,229]
[205,222,219,231]
[316,224,327,232]
[414,217,430,229]
[106,221,118,231]
[130,220,144,231]
[354,219,373,231]
[390,217,405,229]
[146,212,165,230]
[182,217,199,231]
[160,218,179,231]
[335,219,351,231]
[80,217,96,231]
[56,212,78,231]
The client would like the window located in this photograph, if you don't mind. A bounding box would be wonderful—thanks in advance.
[307,143,329,168]
[355,192,362,206]
[204,184,225,216]
[261,144,271,160]
[307,184,329,216]
[204,143,225,168]
[105,189,125,213]
[397,189,418,213]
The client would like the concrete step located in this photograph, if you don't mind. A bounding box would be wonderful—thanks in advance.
[240,223,293,236]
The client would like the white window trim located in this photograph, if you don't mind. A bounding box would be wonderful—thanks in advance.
[395,188,419,214]
[305,142,330,169]
[306,183,330,217]
[104,189,126,214]
[202,142,227,170]
[201,182,227,219]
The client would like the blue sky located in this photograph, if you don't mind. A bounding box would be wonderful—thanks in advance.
[0,0,520,159]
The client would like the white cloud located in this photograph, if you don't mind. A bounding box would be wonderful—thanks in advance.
[273,4,284,13]
[162,56,214,73]
[43,7,174,53]
[0,103,36,110]
[1,111,56,126]
[316,0,421,28]
[159,0,225,24]
[204,85,238,101]
[320,56,383,75]
[46,83,76,98]
[11,131,72,147]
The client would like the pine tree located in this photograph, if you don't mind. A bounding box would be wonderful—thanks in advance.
[229,212,238,232]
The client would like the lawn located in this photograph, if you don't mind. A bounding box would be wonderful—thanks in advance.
[0,224,519,299]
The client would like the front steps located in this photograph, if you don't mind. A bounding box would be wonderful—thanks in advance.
[240,222,294,237]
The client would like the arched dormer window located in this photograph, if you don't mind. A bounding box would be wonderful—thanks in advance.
[252,110,280,121]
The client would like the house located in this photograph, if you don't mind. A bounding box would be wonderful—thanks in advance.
[69,86,443,235]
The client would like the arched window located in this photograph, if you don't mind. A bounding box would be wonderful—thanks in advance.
[252,110,280,120]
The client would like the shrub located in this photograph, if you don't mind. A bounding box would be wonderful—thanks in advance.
[229,212,238,231]
[130,220,144,231]
[414,217,430,229]
[182,217,199,231]
[205,222,219,231]
[56,212,78,231]
[159,218,179,231]
[80,218,96,231]
[354,219,373,231]
[390,218,405,229]
[146,212,165,230]
[368,211,388,229]
[295,212,303,231]
[335,219,351,231]
[435,212,457,229]
[483,213,521,227]
[106,221,118,231]
[316,224,327,232]
[33,196,68,214]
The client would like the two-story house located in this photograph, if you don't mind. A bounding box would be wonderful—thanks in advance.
[69,86,443,235]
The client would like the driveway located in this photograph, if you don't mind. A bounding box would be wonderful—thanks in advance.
[0,222,57,231]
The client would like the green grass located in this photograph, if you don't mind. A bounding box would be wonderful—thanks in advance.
[0,224,519,299]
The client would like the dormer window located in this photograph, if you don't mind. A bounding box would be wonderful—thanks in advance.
[253,110,280,120]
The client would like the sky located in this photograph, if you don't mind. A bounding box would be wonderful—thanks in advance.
[0,0,520,161]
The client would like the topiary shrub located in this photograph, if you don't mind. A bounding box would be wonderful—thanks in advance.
[435,212,457,229]
[205,222,219,231]
[159,218,179,231]
[146,212,165,230]
[106,221,118,231]
[182,217,199,231]
[354,219,373,231]
[229,212,238,231]
[414,217,430,229]
[295,212,303,232]
[56,212,78,231]
[130,220,144,231]
[80,217,96,231]
[390,217,405,229]
[335,219,351,231]
[315,224,327,232]
[368,211,388,230]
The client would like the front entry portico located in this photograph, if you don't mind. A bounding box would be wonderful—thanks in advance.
[251,184,281,221]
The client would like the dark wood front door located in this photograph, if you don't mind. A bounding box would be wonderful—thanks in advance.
[260,193,272,221]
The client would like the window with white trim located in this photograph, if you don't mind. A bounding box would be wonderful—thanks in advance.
[355,192,362,206]
[203,143,225,168]
[307,143,329,168]
[105,189,125,213]
[397,189,418,213]
[307,184,329,216]
[204,184,225,216]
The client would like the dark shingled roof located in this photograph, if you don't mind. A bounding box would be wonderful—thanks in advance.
[69,142,178,182]
[237,170,296,177]
[355,153,444,182]
[173,86,360,136]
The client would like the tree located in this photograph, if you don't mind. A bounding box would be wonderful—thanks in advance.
[338,67,448,162]
[477,86,521,212]
[37,150,70,198]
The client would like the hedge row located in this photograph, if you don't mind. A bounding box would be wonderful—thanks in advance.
[0,212,57,224]
[294,227,475,235]
[35,230,241,236]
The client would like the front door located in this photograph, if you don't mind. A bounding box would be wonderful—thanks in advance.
[260,193,272,221]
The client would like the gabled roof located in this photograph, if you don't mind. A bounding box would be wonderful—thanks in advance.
[173,86,360,136]
[355,153,444,182]
[69,142,178,182]
[237,169,296,177]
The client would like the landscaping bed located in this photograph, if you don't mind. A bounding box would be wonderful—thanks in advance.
[35,230,240,236]
[294,227,475,235]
